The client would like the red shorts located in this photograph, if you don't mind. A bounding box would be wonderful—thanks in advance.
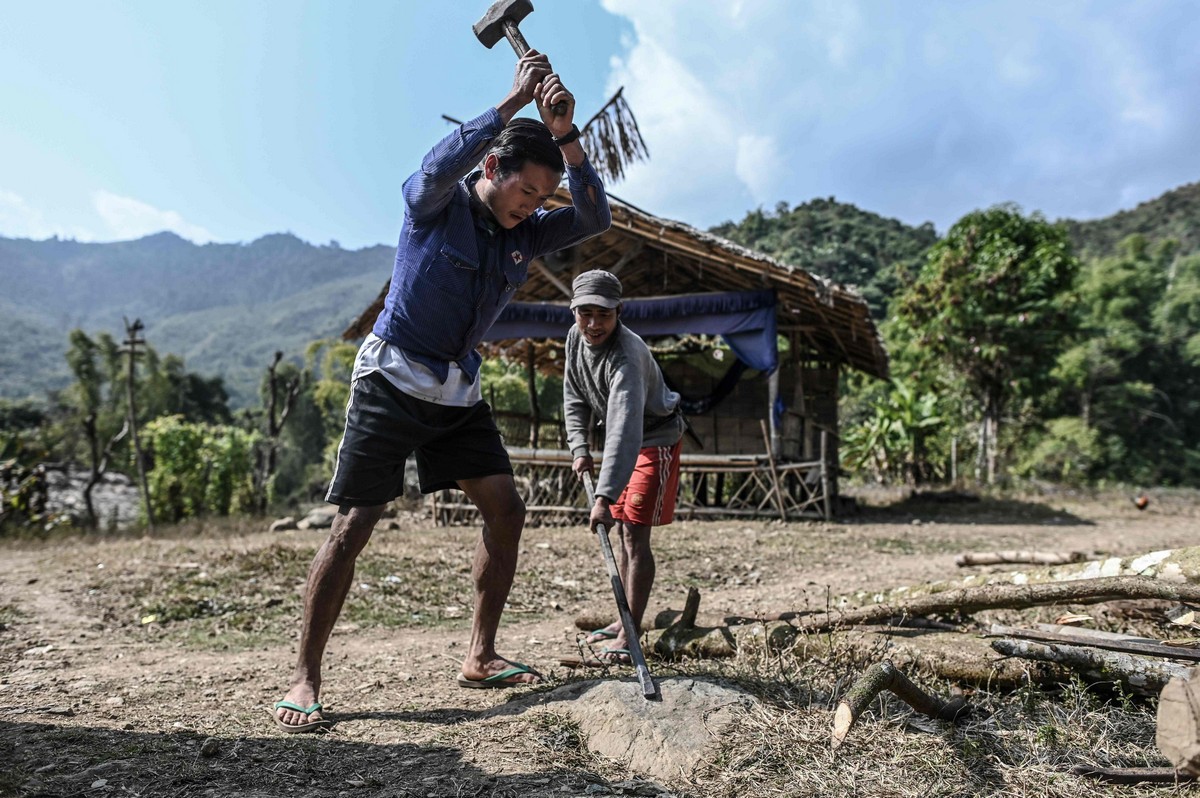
[611,441,682,527]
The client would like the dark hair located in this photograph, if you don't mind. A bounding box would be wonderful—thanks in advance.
[487,118,563,180]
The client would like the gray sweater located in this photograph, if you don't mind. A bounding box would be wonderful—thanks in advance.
[563,323,684,501]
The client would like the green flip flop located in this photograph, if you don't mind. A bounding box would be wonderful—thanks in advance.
[597,647,633,665]
[271,700,333,734]
[586,627,619,642]
[456,662,542,689]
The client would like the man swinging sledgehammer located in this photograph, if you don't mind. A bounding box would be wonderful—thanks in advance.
[272,47,611,733]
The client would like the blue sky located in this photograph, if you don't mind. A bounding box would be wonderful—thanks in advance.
[3,1,1199,250]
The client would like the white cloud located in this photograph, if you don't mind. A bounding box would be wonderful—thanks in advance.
[0,190,50,238]
[735,134,784,205]
[597,1,1200,232]
[92,190,214,243]
[0,189,96,241]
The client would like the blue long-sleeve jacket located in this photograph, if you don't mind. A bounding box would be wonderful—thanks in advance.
[372,107,611,383]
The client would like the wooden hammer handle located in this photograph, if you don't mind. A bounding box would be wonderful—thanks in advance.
[501,20,569,117]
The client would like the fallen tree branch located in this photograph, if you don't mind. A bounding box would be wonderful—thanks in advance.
[831,660,968,750]
[956,550,1089,567]
[858,546,1200,609]
[990,638,1189,695]
[797,576,1200,634]
[989,623,1200,662]
[1070,766,1196,784]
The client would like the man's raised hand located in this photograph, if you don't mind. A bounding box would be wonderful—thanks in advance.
[534,72,574,135]
[502,49,552,116]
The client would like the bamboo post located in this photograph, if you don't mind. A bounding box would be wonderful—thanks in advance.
[526,342,540,447]
[767,369,781,456]
[759,419,788,522]
[950,436,958,484]
[820,429,832,520]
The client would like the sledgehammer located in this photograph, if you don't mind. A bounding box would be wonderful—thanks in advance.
[581,472,658,700]
[472,0,569,116]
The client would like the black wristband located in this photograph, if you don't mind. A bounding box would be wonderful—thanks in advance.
[553,125,581,147]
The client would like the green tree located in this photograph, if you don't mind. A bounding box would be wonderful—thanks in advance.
[1043,238,1200,483]
[142,350,232,425]
[62,329,130,526]
[891,205,1080,483]
[142,416,260,521]
[305,339,359,475]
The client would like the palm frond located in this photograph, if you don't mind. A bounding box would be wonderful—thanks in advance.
[580,87,649,185]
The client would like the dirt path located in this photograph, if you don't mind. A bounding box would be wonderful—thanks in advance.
[1,489,1196,797]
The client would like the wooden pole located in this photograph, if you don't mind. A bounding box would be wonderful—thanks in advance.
[820,429,832,520]
[950,436,957,484]
[767,369,780,456]
[526,343,540,448]
[759,419,788,522]
[123,318,154,531]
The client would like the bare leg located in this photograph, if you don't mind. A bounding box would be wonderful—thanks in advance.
[602,520,654,663]
[275,503,386,727]
[456,473,538,684]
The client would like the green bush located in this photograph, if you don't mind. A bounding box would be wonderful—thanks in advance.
[143,416,261,521]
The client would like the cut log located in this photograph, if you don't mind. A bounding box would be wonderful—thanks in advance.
[855,546,1200,607]
[990,638,1188,695]
[956,550,1088,567]
[679,587,701,629]
[988,623,1200,662]
[651,623,738,659]
[797,576,1200,634]
[644,624,1048,690]
[720,609,955,628]
[575,611,615,633]
[724,611,801,625]
[1156,666,1200,776]
[831,659,968,750]
[1070,766,1196,784]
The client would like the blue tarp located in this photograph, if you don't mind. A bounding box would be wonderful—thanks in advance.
[484,289,778,372]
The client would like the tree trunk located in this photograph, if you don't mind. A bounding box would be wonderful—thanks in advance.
[796,576,1200,634]
[955,550,1089,567]
[853,544,1200,606]
[990,638,1187,695]
[1157,667,1200,776]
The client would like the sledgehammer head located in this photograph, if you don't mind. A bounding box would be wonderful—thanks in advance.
[473,0,534,49]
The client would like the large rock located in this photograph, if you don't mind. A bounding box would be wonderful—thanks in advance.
[491,677,757,782]
[296,506,337,530]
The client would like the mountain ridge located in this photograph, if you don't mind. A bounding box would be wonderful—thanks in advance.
[3,178,1197,407]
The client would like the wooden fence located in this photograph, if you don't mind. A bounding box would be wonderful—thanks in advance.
[427,430,832,526]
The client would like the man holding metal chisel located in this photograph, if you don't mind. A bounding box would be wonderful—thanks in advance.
[563,269,686,664]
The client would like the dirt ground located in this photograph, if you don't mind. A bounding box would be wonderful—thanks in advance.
[2,486,1199,798]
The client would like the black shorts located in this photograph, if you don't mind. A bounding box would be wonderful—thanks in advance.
[325,371,513,506]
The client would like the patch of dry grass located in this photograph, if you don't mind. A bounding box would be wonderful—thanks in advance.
[669,639,1187,798]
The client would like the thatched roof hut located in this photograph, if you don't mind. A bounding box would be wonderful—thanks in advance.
[344,189,888,519]
[345,190,887,379]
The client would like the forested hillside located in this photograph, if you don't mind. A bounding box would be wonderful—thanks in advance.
[1064,181,1200,260]
[4,179,1198,410]
[710,198,939,317]
[0,233,391,405]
